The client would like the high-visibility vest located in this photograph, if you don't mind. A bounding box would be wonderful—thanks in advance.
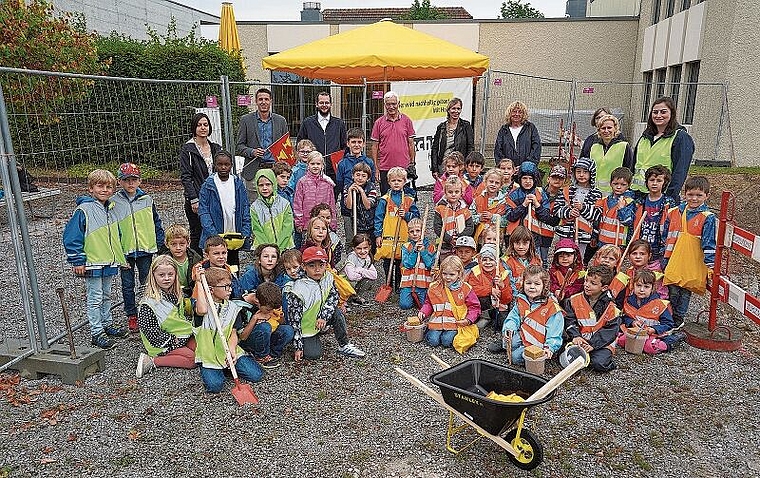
[569,293,620,340]
[399,241,434,289]
[595,195,633,246]
[426,281,473,331]
[77,200,127,268]
[506,189,554,238]
[111,192,159,255]
[465,264,496,298]
[608,271,630,297]
[505,255,542,291]
[193,300,246,369]
[552,267,584,298]
[623,298,670,327]
[375,193,413,260]
[515,295,563,347]
[632,131,679,192]
[664,207,712,258]
[472,191,506,241]
[591,141,629,194]
[623,266,665,297]
[435,201,471,243]
[139,296,193,357]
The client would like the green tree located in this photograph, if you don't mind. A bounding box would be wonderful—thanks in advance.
[499,0,545,19]
[402,0,447,20]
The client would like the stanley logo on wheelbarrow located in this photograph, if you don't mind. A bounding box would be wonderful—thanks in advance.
[454,392,484,407]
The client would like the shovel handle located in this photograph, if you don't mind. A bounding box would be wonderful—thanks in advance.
[618,211,648,269]
[352,190,357,237]
[199,274,240,381]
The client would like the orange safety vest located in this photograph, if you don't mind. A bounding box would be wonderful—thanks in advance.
[623,298,670,328]
[664,207,712,258]
[607,271,630,297]
[505,255,542,291]
[375,193,414,260]
[623,266,664,297]
[465,264,497,298]
[505,189,554,238]
[552,267,584,297]
[435,201,471,242]
[472,191,506,241]
[569,293,620,339]
[399,241,434,289]
[515,296,563,347]
[426,281,473,330]
[595,195,633,246]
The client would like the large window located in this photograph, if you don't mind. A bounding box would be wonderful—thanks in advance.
[669,65,682,107]
[683,61,700,124]
[642,71,654,122]
[652,0,662,24]
[270,70,329,137]
[655,68,667,98]
[681,0,691,10]
[665,0,676,18]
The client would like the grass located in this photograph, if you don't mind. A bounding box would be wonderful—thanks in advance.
[633,452,653,471]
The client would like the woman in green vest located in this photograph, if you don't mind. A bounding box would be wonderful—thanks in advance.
[588,114,633,195]
[631,97,695,200]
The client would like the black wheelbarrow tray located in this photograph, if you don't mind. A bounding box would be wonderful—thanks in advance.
[395,351,589,470]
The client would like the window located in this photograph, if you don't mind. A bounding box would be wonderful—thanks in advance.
[652,0,662,24]
[655,68,667,98]
[681,0,691,10]
[669,65,682,107]
[642,71,653,122]
[666,0,676,18]
[271,70,329,137]
[683,61,700,124]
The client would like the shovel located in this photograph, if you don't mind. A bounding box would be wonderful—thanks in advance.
[375,210,403,303]
[410,205,430,309]
[199,274,259,406]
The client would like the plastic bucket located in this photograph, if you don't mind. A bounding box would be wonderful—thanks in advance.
[405,323,425,343]
[522,351,546,375]
[624,331,647,355]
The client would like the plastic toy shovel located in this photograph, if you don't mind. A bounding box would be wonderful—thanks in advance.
[199,274,259,406]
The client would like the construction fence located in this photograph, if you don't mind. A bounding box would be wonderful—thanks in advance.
[0,66,733,370]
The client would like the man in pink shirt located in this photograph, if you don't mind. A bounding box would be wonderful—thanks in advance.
[370,91,416,194]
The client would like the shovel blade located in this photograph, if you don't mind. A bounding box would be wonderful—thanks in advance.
[375,285,392,303]
[231,379,259,405]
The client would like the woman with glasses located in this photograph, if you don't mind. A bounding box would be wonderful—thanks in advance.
[494,101,541,168]
[430,97,474,177]
[631,97,695,200]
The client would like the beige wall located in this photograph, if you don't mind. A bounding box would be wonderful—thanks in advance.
[239,24,269,83]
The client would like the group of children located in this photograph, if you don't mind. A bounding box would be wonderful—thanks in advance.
[64,132,715,393]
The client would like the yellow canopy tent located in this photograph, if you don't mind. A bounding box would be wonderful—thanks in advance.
[261,20,489,84]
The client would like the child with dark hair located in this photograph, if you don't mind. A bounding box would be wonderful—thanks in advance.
[503,225,542,299]
[433,152,474,205]
[342,162,378,250]
[593,166,635,252]
[549,238,584,302]
[563,265,621,373]
[336,127,376,195]
[505,161,554,263]
[238,243,284,297]
[464,151,485,190]
[272,161,293,202]
[237,282,294,368]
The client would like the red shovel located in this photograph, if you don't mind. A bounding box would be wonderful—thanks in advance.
[199,274,259,406]
[375,212,403,303]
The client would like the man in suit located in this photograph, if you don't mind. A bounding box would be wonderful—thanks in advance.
[236,87,289,200]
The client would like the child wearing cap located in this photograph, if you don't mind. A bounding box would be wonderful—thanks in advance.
[284,246,366,360]
[549,238,585,302]
[111,162,165,333]
[505,162,554,264]
[543,164,569,263]
[454,236,478,274]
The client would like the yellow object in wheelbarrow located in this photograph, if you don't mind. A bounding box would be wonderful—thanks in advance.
[486,391,525,403]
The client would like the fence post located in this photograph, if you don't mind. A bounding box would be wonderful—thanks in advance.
[568,78,577,132]
[479,69,491,156]
[361,80,368,136]
[219,76,234,159]
[713,82,727,162]
[0,85,46,350]
[723,82,736,166]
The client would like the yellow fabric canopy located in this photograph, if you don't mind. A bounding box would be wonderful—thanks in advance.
[219,2,240,53]
[261,20,489,84]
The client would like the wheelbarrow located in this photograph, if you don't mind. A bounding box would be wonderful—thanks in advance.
[395,348,589,470]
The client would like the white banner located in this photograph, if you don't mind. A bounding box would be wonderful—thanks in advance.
[391,78,474,187]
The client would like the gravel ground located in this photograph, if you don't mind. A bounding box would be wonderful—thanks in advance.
[1,183,760,477]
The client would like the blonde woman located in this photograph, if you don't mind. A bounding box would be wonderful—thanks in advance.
[588,114,634,194]
[494,101,541,167]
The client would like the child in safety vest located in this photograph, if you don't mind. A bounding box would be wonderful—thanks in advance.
[662,176,716,328]
[616,269,685,354]
[135,255,196,378]
[111,162,165,334]
[164,224,202,297]
[593,166,635,251]
[620,239,668,303]
[250,168,295,251]
[562,265,621,373]
[237,282,294,369]
[417,255,480,348]
[399,218,435,310]
[490,265,563,363]
[193,266,263,393]
[454,236,479,274]
[433,151,474,205]
[502,226,542,299]
[549,238,585,302]
[285,247,366,361]
[471,168,507,244]
[466,244,512,330]
[434,176,474,256]
[374,166,419,292]
[505,161,554,264]
[556,157,602,262]
[589,245,628,300]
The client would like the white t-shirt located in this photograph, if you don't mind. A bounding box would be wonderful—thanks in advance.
[214,174,236,232]
[509,125,523,145]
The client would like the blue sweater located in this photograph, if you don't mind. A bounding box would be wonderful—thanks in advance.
[335,153,376,194]
[197,174,251,250]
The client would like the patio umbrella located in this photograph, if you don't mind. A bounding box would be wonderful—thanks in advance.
[218,2,240,52]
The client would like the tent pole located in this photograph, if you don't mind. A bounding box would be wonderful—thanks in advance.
[479,69,491,157]
[362,79,368,137]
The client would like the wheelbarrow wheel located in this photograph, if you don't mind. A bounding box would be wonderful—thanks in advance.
[504,428,543,470]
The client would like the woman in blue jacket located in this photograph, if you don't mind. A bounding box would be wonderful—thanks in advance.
[494,101,542,167]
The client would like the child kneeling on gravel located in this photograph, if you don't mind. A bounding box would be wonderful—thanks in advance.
[285,246,366,361]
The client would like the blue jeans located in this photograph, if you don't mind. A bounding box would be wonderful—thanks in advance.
[668,285,692,326]
[425,329,457,348]
[538,245,550,268]
[239,322,295,359]
[86,274,114,337]
[399,287,427,310]
[199,355,263,393]
[121,255,152,316]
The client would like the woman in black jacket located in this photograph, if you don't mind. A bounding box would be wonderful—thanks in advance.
[179,112,222,254]
[494,101,541,167]
[430,97,474,177]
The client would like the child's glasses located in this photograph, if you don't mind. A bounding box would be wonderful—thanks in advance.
[212,284,232,291]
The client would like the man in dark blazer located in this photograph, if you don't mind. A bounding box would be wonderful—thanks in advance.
[236,87,289,199]
[296,91,347,190]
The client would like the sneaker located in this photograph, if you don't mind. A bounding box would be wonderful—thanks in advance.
[91,333,115,350]
[135,353,156,378]
[487,339,505,354]
[103,324,129,338]
[349,295,368,306]
[337,343,366,358]
[128,315,138,333]
[257,355,281,369]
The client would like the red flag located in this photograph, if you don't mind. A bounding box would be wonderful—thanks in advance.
[328,150,345,175]
[269,132,295,166]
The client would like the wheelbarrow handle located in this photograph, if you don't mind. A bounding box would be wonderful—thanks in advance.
[526,354,587,402]
[430,353,450,369]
